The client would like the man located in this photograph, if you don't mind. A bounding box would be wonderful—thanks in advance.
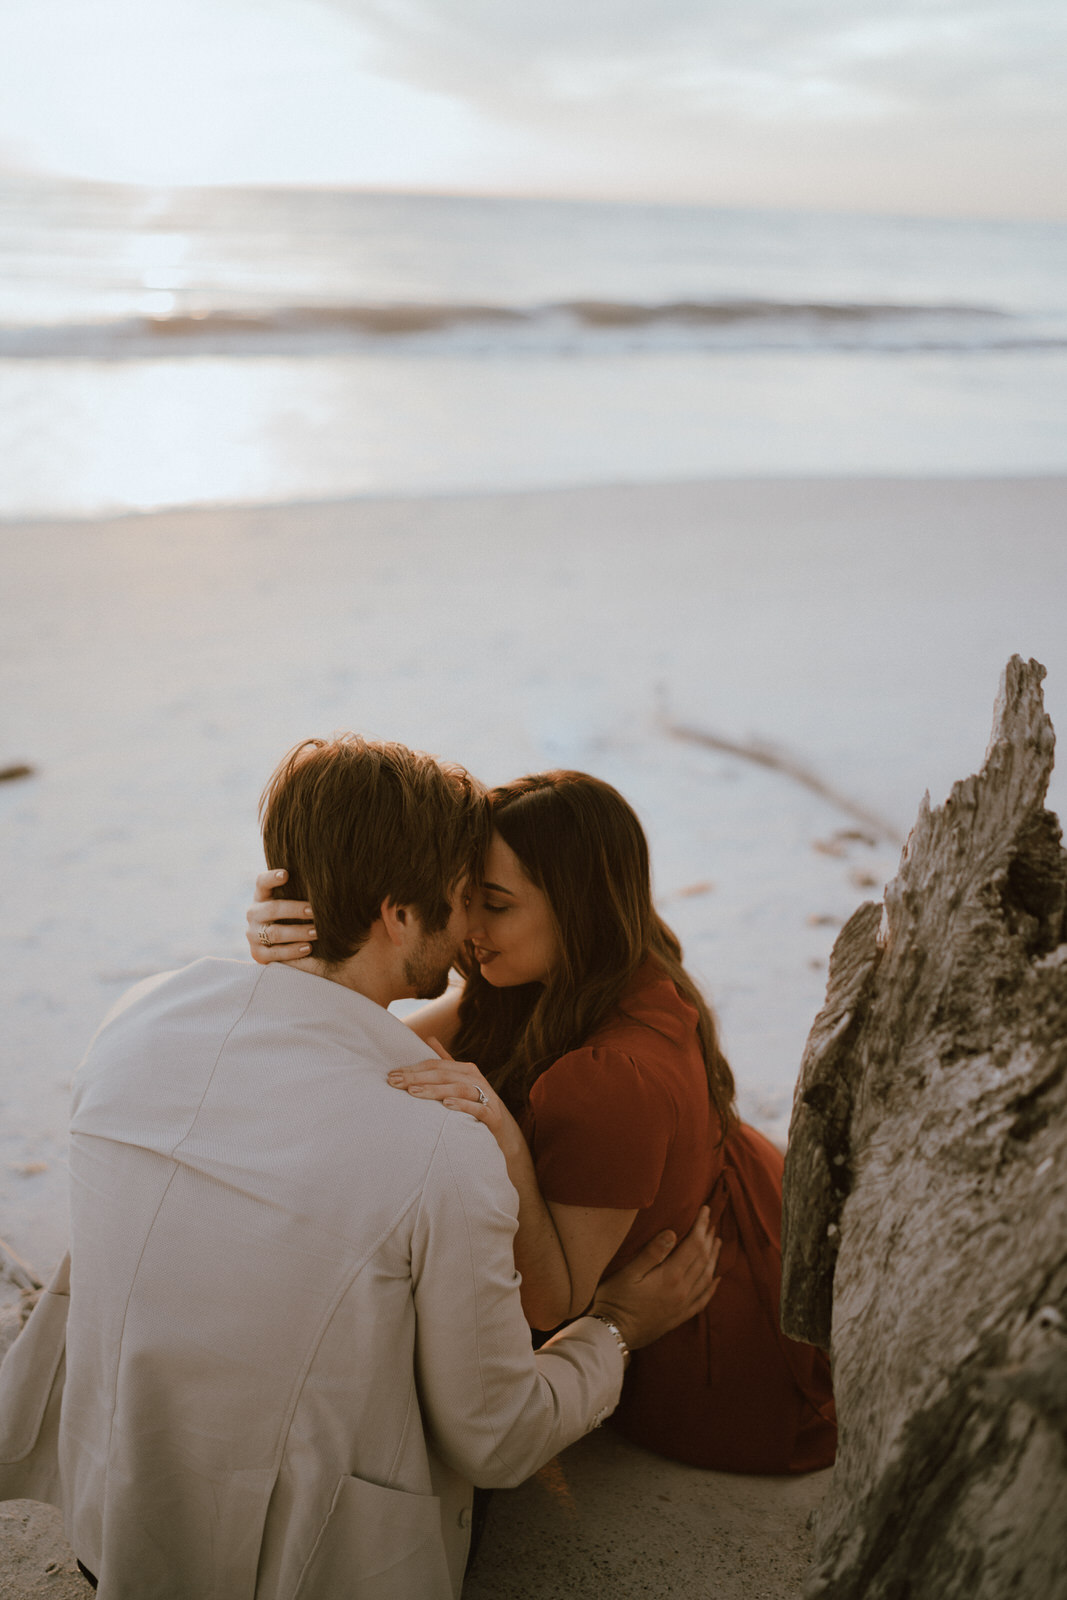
[0,735,717,1599]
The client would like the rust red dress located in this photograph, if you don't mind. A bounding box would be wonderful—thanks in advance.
[525,960,836,1473]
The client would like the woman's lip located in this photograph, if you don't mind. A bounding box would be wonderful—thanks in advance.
[473,948,498,963]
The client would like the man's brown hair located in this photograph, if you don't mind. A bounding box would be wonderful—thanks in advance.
[260,736,488,965]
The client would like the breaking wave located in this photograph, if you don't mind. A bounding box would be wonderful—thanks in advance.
[1,298,1061,359]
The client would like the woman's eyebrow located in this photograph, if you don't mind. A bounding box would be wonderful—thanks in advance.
[481,881,516,896]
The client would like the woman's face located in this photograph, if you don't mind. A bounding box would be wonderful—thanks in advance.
[467,831,560,987]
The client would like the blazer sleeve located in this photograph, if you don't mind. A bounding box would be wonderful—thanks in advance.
[409,1113,624,1489]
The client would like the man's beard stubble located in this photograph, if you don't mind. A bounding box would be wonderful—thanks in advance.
[402,932,457,1000]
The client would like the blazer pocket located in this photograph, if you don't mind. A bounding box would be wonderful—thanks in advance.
[0,1252,70,1465]
[294,1473,452,1600]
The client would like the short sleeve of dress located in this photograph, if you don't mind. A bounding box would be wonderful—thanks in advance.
[527,1046,674,1210]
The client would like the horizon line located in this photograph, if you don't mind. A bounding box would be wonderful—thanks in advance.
[1,163,1064,230]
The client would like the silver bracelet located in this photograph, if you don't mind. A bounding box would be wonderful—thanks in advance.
[589,1312,630,1363]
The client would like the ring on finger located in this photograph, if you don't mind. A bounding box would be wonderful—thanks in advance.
[258,927,272,947]
[475,1087,490,1107]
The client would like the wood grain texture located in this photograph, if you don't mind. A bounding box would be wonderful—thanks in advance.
[781,656,1067,1600]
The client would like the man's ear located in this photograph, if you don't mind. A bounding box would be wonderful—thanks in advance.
[379,899,410,947]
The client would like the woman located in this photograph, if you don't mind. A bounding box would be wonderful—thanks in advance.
[249,770,836,1474]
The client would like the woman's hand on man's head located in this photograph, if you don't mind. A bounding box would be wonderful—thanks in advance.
[246,869,318,965]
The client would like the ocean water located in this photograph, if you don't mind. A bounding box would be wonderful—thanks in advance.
[1,175,1066,515]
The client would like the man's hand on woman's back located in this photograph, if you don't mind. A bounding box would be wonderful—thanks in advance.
[590,1208,721,1353]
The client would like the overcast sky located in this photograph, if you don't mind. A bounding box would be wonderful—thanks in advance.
[1,0,1063,217]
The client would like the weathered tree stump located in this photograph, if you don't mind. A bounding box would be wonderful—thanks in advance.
[781,656,1067,1600]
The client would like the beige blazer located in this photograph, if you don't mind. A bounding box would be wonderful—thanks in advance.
[0,960,622,1599]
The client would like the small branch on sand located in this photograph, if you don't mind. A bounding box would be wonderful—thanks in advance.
[661,720,903,847]
[0,764,34,784]
[0,1236,42,1294]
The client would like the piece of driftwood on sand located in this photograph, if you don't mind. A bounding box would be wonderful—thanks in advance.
[781,655,1067,1600]
[0,1237,43,1363]
[661,718,903,846]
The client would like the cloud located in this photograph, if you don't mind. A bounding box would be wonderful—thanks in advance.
[339,0,1064,112]
[0,0,1062,212]
[320,0,1067,213]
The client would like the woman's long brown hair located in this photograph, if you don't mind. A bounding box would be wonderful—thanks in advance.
[453,771,737,1138]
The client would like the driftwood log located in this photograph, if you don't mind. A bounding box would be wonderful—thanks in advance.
[781,655,1067,1600]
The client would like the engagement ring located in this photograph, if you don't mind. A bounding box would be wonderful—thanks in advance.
[476,1087,490,1107]
[258,927,272,947]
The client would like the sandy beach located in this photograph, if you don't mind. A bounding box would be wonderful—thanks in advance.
[2,472,1066,1595]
